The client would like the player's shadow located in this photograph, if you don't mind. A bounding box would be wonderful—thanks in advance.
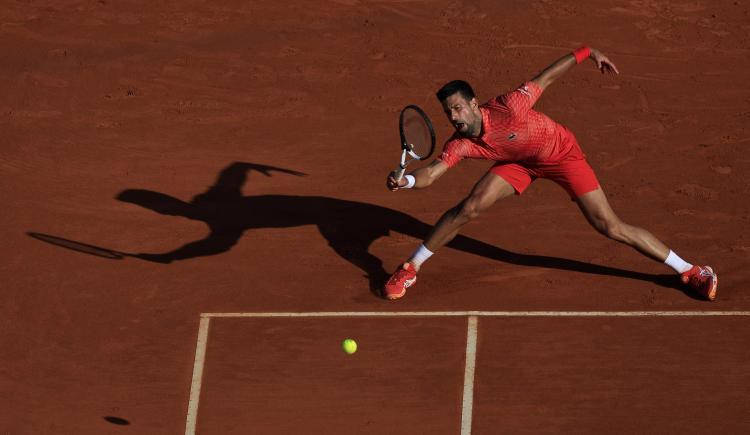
[111,161,683,297]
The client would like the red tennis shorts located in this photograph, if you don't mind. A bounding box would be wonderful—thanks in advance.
[490,157,600,199]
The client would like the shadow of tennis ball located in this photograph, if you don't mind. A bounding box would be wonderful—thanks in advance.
[104,416,130,425]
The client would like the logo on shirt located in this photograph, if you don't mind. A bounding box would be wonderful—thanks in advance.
[508,132,517,140]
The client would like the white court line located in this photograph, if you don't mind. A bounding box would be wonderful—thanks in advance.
[203,311,750,318]
[460,316,479,435]
[185,316,211,435]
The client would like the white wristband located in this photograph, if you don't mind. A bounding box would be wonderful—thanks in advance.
[403,174,416,189]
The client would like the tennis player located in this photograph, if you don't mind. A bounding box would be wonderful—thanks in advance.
[385,46,718,301]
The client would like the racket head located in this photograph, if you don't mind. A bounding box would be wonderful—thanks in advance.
[399,105,436,160]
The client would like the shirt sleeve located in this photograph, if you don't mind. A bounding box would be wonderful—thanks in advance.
[495,81,544,115]
[437,135,469,168]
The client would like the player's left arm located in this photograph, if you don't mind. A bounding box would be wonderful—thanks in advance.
[531,47,620,91]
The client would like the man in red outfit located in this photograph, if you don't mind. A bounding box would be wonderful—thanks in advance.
[385,46,718,301]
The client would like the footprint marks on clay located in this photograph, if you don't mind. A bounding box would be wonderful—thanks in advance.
[674,183,718,201]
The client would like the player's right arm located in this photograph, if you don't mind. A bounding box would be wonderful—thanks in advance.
[387,159,448,191]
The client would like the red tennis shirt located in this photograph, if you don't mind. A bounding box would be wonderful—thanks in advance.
[438,81,582,167]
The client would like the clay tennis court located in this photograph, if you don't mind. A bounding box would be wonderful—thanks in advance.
[3,1,749,434]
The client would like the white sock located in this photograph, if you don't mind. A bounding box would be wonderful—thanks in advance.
[408,244,434,269]
[664,250,692,274]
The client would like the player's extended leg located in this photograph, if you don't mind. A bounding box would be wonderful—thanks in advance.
[575,187,717,300]
[422,172,516,258]
[383,172,516,300]
[575,187,669,261]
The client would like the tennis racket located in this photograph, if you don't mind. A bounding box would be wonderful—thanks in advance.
[393,105,436,181]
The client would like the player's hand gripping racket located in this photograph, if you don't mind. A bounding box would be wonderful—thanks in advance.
[393,105,436,182]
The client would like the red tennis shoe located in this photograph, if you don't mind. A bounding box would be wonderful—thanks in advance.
[681,265,718,301]
[384,262,417,300]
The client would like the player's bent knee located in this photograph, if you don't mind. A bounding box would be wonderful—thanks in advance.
[458,205,480,221]
[458,198,483,221]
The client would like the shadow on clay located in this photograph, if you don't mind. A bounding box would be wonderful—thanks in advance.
[103,416,130,426]
[28,161,688,299]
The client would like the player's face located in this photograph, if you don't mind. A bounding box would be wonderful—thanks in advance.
[441,93,481,137]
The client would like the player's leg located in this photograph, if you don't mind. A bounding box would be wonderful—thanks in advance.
[571,174,717,300]
[575,187,670,260]
[384,165,528,300]
[549,157,683,263]
[419,171,516,262]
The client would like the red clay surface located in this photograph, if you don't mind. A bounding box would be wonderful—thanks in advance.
[2,0,749,433]
[473,317,750,434]
[199,317,467,434]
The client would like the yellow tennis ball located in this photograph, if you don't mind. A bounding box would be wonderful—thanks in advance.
[342,338,357,354]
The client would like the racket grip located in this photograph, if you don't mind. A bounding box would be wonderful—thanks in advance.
[394,167,406,181]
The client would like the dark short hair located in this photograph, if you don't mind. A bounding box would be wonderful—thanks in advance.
[436,80,476,102]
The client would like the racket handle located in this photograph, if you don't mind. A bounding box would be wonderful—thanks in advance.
[394,167,406,181]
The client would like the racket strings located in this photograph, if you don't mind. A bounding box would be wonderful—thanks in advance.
[401,109,434,159]
[401,106,435,159]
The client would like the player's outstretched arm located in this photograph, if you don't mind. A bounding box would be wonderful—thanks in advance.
[531,47,619,91]
[387,159,448,191]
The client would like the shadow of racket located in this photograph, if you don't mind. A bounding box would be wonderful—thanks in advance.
[27,232,131,260]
